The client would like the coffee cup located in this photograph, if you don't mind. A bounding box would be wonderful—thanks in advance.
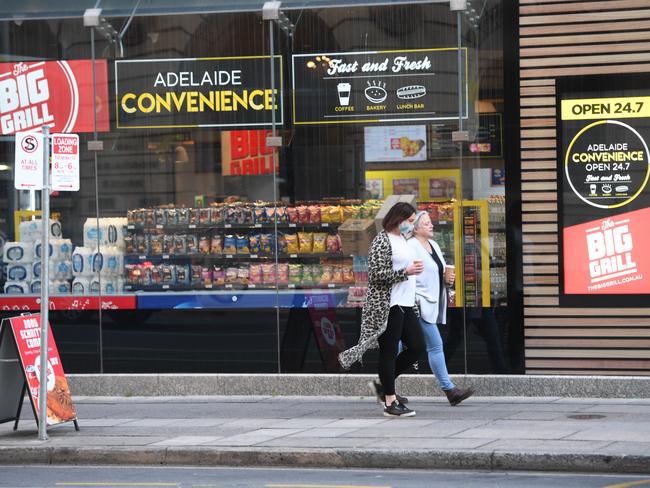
[444,264,455,283]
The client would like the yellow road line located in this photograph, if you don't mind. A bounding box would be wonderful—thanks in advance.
[604,480,650,488]
[266,485,391,488]
[56,484,178,487]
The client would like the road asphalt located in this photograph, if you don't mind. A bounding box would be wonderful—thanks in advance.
[1,394,649,474]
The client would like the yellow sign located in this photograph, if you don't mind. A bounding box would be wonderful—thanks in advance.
[364,168,461,202]
[561,97,650,120]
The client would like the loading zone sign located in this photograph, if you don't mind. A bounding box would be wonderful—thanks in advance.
[51,134,79,191]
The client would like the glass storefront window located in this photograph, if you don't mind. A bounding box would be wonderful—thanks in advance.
[0,0,520,375]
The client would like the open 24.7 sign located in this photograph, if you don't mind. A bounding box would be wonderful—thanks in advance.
[558,74,650,307]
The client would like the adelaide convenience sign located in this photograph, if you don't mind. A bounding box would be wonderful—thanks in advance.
[0,59,109,135]
[115,56,283,129]
[558,75,650,306]
[292,48,468,125]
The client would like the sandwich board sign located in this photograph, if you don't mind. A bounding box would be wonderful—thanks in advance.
[0,314,78,430]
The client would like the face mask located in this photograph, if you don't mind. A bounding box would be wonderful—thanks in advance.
[399,220,414,235]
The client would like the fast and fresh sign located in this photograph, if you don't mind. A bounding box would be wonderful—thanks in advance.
[558,75,650,305]
[0,60,109,135]
[115,56,283,129]
[292,48,468,125]
[51,133,80,191]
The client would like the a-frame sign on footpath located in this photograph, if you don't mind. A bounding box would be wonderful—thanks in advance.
[0,314,78,431]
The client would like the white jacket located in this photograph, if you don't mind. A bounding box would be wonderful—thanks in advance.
[407,238,448,324]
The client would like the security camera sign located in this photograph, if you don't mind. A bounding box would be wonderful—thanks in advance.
[14,131,44,190]
[51,133,79,191]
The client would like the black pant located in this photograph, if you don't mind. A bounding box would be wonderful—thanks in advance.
[378,305,426,396]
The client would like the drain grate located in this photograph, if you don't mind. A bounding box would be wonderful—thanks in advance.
[567,414,606,420]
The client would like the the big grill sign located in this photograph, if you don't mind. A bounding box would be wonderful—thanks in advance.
[0,60,109,135]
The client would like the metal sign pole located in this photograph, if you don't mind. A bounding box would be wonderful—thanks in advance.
[38,125,50,441]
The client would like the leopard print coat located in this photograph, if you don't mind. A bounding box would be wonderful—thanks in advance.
[338,231,410,370]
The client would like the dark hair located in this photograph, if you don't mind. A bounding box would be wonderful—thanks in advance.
[382,202,417,231]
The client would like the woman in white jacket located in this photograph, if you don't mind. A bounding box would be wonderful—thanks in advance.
[407,210,474,406]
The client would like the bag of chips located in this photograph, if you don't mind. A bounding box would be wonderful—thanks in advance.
[225,267,239,285]
[163,234,174,254]
[186,234,198,254]
[326,234,341,253]
[320,265,334,285]
[262,263,276,284]
[210,234,223,254]
[174,234,187,255]
[332,265,343,284]
[236,235,250,254]
[287,207,299,224]
[210,206,223,225]
[313,233,327,253]
[253,206,267,224]
[277,263,289,285]
[297,205,310,224]
[308,205,321,224]
[150,234,163,255]
[223,235,237,254]
[199,208,211,225]
[288,264,302,284]
[260,233,274,255]
[249,234,261,255]
[201,267,213,286]
[237,265,250,285]
[276,233,287,254]
[285,234,300,254]
[249,264,263,285]
[177,208,190,225]
[298,232,313,254]
[199,235,210,254]
[212,266,225,286]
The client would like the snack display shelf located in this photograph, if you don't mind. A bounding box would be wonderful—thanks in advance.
[124,253,352,261]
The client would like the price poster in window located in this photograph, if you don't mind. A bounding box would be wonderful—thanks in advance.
[558,74,650,306]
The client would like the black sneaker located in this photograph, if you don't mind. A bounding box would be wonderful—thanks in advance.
[368,380,409,405]
[383,400,416,417]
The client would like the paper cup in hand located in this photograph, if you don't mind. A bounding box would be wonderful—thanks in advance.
[444,265,455,283]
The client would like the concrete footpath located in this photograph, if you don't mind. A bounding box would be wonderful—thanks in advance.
[1,393,650,475]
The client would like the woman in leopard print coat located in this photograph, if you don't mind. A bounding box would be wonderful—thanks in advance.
[338,202,426,416]
[338,229,408,369]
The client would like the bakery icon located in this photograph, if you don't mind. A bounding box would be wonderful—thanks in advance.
[365,80,387,103]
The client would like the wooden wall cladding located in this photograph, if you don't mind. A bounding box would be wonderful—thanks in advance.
[519,0,650,375]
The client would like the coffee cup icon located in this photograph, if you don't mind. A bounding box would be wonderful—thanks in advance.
[590,184,597,194]
[337,82,351,106]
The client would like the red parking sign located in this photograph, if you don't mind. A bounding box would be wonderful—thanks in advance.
[51,133,79,191]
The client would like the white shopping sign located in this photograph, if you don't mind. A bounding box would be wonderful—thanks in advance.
[51,134,80,191]
[14,131,44,190]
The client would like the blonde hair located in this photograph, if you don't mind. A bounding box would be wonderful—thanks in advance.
[406,210,429,239]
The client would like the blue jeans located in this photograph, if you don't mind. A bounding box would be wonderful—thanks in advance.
[419,318,455,391]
